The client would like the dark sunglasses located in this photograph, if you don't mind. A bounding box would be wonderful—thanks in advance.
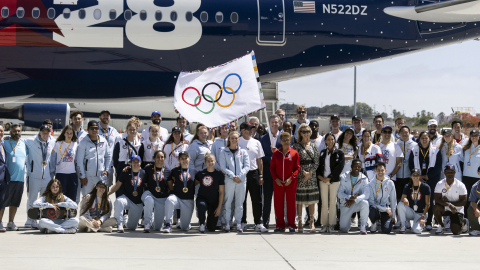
[383,131,392,134]
[297,111,306,114]
[281,138,290,142]
[300,130,310,134]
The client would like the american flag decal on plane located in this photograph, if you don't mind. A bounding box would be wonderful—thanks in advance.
[293,1,316,13]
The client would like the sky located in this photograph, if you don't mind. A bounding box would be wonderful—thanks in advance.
[279,40,480,118]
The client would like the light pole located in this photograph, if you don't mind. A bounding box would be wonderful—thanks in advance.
[353,66,357,115]
[389,105,392,119]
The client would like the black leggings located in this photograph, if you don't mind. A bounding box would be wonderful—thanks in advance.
[196,198,219,232]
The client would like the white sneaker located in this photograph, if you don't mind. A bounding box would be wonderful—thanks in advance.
[176,220,182,229]
[100,226,113,233]
[469,230,480,236]
[123,214,128,227]
[351,217,356,227]
[117,224,124,233]
[31,220,38,230]
[435,225,444,235]
[329,225,337,233]
[163,223,172,233]
[24,218,32,228]
[462,219,470,234]
[64,228,77,234]
[318,225,327,233]
[370,222,377,233]
[255,224,269,233]
[237,224,243,233]
[359,225,367,235]
[241,223,247,231]
[144,223,151,233]
[7,222,18,231]
[0,223,6,232]
[224,223,230,233]
[199,224,205,233]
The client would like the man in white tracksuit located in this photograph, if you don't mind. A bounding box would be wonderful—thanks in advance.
[75,121,112,199]
[24,125,56,229]
[337,159,370,234]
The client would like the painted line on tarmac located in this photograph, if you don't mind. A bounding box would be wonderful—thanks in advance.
[259,234,296,270]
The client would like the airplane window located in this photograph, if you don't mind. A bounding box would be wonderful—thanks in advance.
[200,11,208,22]
[32,7,40,19]
[215,12,223,23]
[230,12,238,23]
[47,8,55,19]
[186,11,192,22]
[109,9,116,20]
[155,10,162,21]
[1,7,8,18]
[170,11,177,21]
[140,10,147,21]
[124,9,132,20]
[63,8,70,19]
[79,9,86,19]
[94,9,101,20]
[16,7,24,18]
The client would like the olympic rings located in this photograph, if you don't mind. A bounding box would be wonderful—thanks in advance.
[194,94,215,114]
[181,73,242,114]
[216,87,235,108]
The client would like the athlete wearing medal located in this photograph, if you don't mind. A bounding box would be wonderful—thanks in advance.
[24,125,56,230]
[337,159,369,234]
[397,169,431,234]
[138,125,164,168]
[109,155,146,233]
[51,125,79,203]
[164,151,196,232]
[97,110,121,187]
[79,181,116,233]
[142,150,172,232]
[408,131,442,231]
[433,164,468,235]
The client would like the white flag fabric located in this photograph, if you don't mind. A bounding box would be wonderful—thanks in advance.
[174,51,264,128]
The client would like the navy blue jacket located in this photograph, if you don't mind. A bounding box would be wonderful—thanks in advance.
[260,133,282,179]
[0,142,11,184]
[408,149,443,184]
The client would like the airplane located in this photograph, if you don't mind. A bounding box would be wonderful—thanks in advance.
[1,0,479,128]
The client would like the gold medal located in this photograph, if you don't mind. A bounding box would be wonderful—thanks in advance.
[42,161,47,166]
[132,191,138,197]
[155,186,161,192]
[183,187,188,193]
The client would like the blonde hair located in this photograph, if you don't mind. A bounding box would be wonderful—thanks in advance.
[439,136,455,158]
[227,131,239,148]
[192,124,209,142]
[297,123,312,142]
[128,116,142,128]
[204,152,215,162]
[149,124,159,132]
[296,105,306,113]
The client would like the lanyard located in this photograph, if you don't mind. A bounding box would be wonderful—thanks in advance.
[420,147,429,160]
[361,142,370,162]
[181,168,189,189]
[8,139,17,155]
[39,140,47,163]
[376,133,382,143]
[132,169,139,192]
[102,127,110,141]
[469,145,480,162]
[413,184,421,205]
[95,197,104,218]
[443,144,452,161]
[399,141,410,157]
[380,142,390,151]
[169,142,184,164]
[150,141,160,152]
[342,143,349,153]
[57,141,71,165]
[154,166,164,188]
[444,180,453,194]
[374,178,384,203]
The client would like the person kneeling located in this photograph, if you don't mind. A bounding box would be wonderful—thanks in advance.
[195,153,225,233]
[32,179,79,234]
[163,151,196,232]
[79,181,116,232]
[337,159,369,234]
[397,169,430,234]
[367,162,397,234]
[109,155,146,233]
[433,164,468,235]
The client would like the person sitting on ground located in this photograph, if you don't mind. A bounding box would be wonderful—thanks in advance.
[32,179,79,234]
[78,181,116,233]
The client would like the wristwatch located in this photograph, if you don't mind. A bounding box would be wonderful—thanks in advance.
[259,174,263,177]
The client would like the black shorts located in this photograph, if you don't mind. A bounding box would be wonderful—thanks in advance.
[394,178,409,201]
[443,211,464,227]
[1,181,24,208]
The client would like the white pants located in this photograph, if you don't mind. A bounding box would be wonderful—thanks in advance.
[78,216,117,232]
[142,191,167,231]
[114,195,143,230]
[224,178,246,224]
[339,200,369,233]
[38,218,79,233]
[81,175,103,199]
[27,176,50,214]
[397,202,425,234]
[165,195,194,231]
[320,181,340,226]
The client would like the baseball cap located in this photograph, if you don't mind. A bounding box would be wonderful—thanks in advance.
[381,125,393,132]
[42,119,53,125]
[171,126,181,133]
[444,164,456,172]
[411,168,421,176]
[442,129,453,136]
[100,110,110,115]
[331,114,340,120]
[352,115,362,121]
[178,151,189,159]
[151,111,161,117]
[427,119,438,126]
[39,125,50,131]
[240,122,254,131]
[131,155,142,162]
[87,120,99,129]
[470,130,479,136]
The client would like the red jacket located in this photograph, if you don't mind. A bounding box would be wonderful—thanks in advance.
[270,146,300,182]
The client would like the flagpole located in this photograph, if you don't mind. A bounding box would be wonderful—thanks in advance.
[263,107,274,148]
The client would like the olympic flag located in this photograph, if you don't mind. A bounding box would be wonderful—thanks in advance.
[173,51,265,128]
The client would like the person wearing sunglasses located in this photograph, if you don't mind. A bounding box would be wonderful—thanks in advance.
[292,106,310,141]
[371,115,394,144]
[75,120,112,201]
[408,131,442,231]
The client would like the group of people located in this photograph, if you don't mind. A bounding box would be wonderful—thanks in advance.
[0,105,479,236]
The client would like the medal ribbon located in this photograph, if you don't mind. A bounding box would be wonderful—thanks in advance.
[182,168,189,190]
[8,139,17,155]
[39,139,47,164]
[444,180,453,194]
[57,141,72,165]
[132,169,138,192]
[95,197,104,218]
[413,185,421,205]
[154,165,164,189]
[469,145,480,163]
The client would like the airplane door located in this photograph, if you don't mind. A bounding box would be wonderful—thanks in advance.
[257,0,285,44]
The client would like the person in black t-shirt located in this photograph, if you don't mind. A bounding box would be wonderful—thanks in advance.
[163,151,195,232]
[397,168,431,234]
[142,150,171,233]
[195,153,225,233]
[108,155,146,233]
